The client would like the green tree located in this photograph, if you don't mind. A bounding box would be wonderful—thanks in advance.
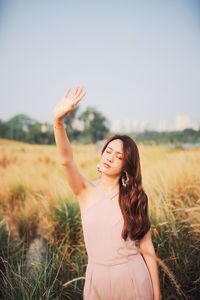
[5,114,37,141]
[64,105,81,141]
[0,119,9,138]
[79,106,110,143]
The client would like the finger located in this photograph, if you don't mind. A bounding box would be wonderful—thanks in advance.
[64,88,71,98]
[75,87,86,101]
[72,86,84,100]
[73,86,85,101]
[71,86,79,98]
[73,88,86,105]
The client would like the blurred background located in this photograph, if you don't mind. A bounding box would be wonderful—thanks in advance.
[0,1,200,299]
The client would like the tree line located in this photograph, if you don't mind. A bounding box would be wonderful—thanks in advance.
[0,106,110,144]
[0,106,200,145]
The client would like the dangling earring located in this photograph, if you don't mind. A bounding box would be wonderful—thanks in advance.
[96,163,102,174]
[122,171,129,187]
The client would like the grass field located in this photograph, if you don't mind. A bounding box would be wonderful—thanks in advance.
[0,139,199,299]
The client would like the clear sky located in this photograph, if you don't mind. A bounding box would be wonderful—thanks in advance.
[0,0,200,131]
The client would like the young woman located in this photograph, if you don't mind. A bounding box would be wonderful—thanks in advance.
[52,86,161,300]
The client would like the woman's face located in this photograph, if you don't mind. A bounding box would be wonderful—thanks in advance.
[100,139,124,176]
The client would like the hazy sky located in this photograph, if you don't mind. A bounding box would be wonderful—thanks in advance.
[0,0,200,130]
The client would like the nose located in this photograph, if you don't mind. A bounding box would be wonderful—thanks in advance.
[107,156,113,163]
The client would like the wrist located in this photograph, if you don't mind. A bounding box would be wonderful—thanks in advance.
[53,118,64,127]
[54,124,64,129]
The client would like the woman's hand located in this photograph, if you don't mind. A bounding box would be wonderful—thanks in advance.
[52,86,86,123]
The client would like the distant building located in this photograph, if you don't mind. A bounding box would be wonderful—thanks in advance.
[139,120,150,132]
[157,119,166,132]
[110,115,199,133]
[111,119,151,133]
[111,119,122,133]
[175,114,199,131]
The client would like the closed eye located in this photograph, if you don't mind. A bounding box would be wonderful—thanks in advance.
[106,149,122,159]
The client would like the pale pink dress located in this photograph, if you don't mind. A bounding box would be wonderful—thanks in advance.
[80,181,153,300]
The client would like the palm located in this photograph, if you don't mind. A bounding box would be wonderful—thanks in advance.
[53,86,86,120]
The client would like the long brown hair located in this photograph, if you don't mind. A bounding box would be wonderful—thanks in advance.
[101,134,151,242]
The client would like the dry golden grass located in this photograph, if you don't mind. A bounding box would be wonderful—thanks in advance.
[0,139,99,241]
[140,145,200,225]
[1,139,200,240]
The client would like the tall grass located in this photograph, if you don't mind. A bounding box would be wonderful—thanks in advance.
[0,139,200,299]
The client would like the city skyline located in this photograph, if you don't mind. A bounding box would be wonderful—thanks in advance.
[110,113,199,133]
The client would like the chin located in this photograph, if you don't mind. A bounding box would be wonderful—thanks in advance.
[101,166,111,173]
[101,167,117,176]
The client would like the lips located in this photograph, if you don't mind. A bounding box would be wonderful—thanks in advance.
[103,162,111,168]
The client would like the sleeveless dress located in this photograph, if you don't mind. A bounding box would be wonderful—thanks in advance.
[80,182,153,300]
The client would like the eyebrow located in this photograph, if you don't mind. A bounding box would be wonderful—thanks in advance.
[107,146,123,155]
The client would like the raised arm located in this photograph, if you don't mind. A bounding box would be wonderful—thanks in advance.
[52,86,90,197]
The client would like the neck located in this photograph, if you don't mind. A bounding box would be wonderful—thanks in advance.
[98,173,120,193]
